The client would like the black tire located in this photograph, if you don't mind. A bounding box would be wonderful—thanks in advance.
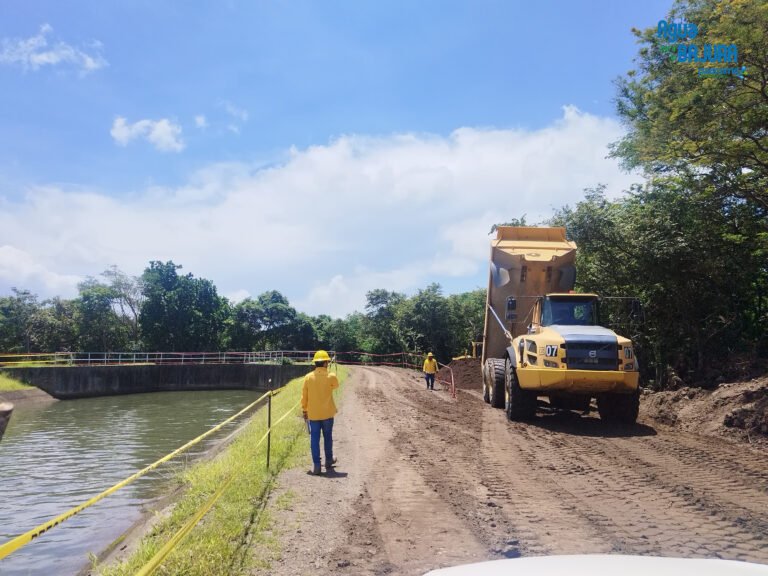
[482,361,491,404]
[487,358,506,408]
[505,358,537,420]
[597,389,640,424]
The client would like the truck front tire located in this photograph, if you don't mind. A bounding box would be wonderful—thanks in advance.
[505,358,537,420]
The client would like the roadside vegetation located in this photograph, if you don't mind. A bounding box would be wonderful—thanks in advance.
[0,372,32,392]
[95,365,348,576]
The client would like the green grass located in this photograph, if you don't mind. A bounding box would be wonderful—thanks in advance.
[0,372,33,392]
[97,365,350,576]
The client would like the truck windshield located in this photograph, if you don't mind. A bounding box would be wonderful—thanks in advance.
[542,298,598,326]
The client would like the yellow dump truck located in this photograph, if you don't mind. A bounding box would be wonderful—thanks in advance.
[481,226,640,423]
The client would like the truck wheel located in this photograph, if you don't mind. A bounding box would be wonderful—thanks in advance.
[597,390,640,425]
[487,358,506,408]
[482,361,491,403]
[505,358,537,420]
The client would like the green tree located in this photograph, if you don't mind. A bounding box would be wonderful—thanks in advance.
[310,314,333,347]
[252,290,297,350]
[364,289,406,354]
[284,312,318,351]
[139,261,229,351]
[446,289,486,356]
[76,279,130,351]
[101,266,144,347]
[394,283,451,361]
[325,313,363,353]
[0,289,40,352]
[32,297,79,352]
[225,291,301,351]
[227,298,262,350]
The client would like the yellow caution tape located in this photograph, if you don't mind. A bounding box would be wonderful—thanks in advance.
[252,399,302,448]
[0,389,272,561]
[135,474,235,576]
[135,397,302,576]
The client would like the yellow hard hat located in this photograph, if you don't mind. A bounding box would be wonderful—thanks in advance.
[313,350,331,363]
[427,352,434,358]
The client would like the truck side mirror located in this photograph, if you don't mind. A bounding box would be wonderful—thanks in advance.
[506,297,517,320]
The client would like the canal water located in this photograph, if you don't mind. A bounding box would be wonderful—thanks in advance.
[0,390,265,575]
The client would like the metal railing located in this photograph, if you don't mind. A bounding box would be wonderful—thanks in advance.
[0,350,433,368]
[0,351,322,367]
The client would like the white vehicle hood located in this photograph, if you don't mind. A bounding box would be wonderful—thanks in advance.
[423,555,768,576]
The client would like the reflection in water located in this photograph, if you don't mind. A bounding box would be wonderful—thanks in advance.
[0,390,263,576]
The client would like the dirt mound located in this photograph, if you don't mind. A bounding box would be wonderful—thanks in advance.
[438,358,482,390]
[640,376,768,447]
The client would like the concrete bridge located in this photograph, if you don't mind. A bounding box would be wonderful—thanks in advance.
[0,363,310,399]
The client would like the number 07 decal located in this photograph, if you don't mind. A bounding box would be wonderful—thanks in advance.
[545,345,558,357]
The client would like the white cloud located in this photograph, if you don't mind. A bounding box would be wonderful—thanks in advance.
[297,266,428,318]
[0,23,107,75]
[225,289,250,303]
[1,106,639,316]
[218,100,248,134]
[0,245,82,297]
[194,115,208,129]
[110,117,185,152]
[221,101,249,122]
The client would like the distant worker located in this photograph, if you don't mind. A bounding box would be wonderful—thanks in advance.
[423,352,438,390]
[302,350,339,475]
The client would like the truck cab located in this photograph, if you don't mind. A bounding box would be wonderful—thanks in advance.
[510,293,637,384]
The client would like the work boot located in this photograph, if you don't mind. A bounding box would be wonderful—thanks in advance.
[310,464,322,475]
[325,456,338,470]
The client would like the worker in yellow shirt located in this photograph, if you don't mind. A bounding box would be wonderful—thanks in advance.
[302,350,339,475]
[423,352,438,390]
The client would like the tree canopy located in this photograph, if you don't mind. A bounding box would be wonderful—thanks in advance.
[613,0,768,210]
[139,261,229,351]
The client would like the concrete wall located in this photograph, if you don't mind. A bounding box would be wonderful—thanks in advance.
[1,363,310,400]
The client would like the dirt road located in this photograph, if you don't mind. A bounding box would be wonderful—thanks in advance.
[252,366,768,575]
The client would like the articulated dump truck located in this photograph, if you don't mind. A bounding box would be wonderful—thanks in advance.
[481,226,640,424]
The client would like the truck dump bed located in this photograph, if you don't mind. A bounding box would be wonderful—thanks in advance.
[482,227,577,363]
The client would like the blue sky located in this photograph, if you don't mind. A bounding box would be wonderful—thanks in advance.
[0,0,672,316]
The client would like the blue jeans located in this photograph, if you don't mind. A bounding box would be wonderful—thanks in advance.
[425,373,435,389]
[309,418,334,466]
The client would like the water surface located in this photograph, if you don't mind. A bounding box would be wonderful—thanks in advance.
[0,390,263,575]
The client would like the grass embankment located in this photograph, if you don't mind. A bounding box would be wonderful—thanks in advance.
[0,372,32,392]
[97,365,350,576]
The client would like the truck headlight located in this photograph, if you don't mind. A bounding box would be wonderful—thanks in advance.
[624,362,634,371]
[544,360,558,368]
